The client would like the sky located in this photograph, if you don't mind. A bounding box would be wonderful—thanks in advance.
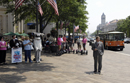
[86,0,130,34]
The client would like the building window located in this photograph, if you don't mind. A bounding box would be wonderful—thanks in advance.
[27,23,35,29]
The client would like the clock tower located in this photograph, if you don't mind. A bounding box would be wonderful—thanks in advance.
[101,13,106,24]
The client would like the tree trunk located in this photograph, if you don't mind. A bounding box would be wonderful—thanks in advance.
[39,15,53,33]
[40,15,43,33]
[68,26,70,39]
[56,22,59,42]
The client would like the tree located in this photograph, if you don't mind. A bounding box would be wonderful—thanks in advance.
[0,0,88,33]
[116,16,130,37]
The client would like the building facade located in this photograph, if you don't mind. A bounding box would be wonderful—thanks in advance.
[0,5,24,34]
[97,13,106,31]
[97,13,118,32]
[0,5,56,35]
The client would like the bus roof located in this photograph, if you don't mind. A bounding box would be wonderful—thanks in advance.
[99,31,124,34]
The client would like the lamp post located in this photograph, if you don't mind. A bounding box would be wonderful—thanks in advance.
[36,0,38,32]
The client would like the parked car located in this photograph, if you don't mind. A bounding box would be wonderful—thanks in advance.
[86,38,90,42]
[90,38,94,42]
[124,38,130,43]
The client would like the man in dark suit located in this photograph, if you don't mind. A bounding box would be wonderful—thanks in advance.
[10,35,20,49]
[92,36,104,74]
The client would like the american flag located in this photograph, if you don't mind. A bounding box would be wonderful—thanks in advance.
[60,21,64,30]
[65,22,69,27]
[47,0,59,16]
[74,25,79,32]
[15,0,24,10]
[38,1,43,16]
[80,29,82,33]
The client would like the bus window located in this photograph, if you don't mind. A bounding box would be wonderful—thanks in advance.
[108,34,114,41]
[114,33,124,41]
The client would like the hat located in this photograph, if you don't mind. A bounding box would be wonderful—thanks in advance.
[35,33,41,39]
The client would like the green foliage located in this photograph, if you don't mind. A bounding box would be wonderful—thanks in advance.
[116,16,130,37]
[0,0,88,33]
[51,28,58,37]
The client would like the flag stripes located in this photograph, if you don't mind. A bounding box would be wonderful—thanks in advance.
[38,1,43,16]
[74,25,79,32]
[47,0,59,16]
[15,0,24,10]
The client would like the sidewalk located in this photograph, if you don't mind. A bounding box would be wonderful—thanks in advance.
[0,43,130,83]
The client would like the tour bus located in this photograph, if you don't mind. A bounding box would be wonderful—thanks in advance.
[98,31,125,51]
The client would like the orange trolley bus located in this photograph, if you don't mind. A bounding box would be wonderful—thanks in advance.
[98,31,125,51]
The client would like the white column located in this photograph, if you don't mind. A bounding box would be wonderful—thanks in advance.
[8,13,11,32]
[18,21,20,33]
[3,15,6,34]
[8,13,14,32]
[20,20,23,33]
[0,15,2,33]
[13,14,16,33]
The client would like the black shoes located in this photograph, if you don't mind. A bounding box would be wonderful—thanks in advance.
[93,71,101,74]
[98,71,101,74]
[93,71,97,74]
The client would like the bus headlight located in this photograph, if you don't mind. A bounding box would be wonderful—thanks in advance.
[109,43,111,45]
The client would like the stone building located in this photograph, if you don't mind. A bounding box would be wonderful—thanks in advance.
[97,13,118,32]
[0,5,56,35]
[0,5,24,34]
[102,20,118,32]
[97,13,106,31]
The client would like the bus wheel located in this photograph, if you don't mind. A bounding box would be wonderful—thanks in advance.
[120,48,123,51]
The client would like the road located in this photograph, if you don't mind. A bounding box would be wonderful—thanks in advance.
[109,44,130,55]
[0,44,130,83]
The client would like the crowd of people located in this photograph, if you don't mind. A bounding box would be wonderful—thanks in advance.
[0,34,104,74]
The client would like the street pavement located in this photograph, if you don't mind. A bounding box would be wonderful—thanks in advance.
[110,44,130,55]
[0,43,130,83]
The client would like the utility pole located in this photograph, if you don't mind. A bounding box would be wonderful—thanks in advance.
[36,0,38,32]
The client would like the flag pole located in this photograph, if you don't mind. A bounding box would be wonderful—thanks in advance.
[36,0,38,32]
[73,23,75,40]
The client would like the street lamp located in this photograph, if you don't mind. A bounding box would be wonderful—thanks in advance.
[36,0,38,32]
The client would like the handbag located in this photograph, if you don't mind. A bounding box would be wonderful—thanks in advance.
[30,45,34,50]
[8,43,10,49]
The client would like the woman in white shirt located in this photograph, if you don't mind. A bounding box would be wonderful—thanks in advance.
[77,36,82,51]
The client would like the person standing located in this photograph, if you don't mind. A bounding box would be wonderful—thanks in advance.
[77,36,82,51]
[0,36,7,65]
[23,37,32,63]
[82,36,87,52]
[63,35,67,52]
[68,35,74,51]
[60,35,63,49]
[10,35,20,49]
[57,35,64,51]
[92,36,104,74]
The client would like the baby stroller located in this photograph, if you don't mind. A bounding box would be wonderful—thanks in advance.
[43,40,51,53]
